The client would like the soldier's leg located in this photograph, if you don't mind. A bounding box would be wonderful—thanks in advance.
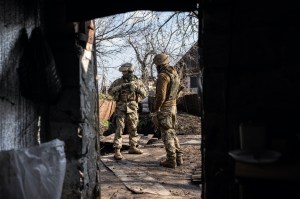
[114,110,126,159]
[174,135,183,165]
[162,128,177,160]
[158,107,177,168]
[126,111,143,154]
[172,106,183,165]
[159,128,177,168]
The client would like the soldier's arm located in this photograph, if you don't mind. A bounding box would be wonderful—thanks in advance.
[135,80,148,99]
[153,73,169,112]
[108,80,122,96]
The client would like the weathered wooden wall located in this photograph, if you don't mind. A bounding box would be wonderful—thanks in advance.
[0,0,40,150]
[0,1,100,198]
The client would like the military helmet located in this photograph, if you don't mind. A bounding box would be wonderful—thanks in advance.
[119,63,134,72]
[153,53,169,65]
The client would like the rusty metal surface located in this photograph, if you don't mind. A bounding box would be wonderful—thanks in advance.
[99,99,116,121]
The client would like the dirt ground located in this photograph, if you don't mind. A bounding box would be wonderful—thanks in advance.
[99,111,202,199]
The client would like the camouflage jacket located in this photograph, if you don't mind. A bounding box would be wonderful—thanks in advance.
[108,76,148,113]
[154,65,180,112]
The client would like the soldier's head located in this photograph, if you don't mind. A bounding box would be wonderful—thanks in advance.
[119,63,134,76]
[153,53,169,72]
[153,53,169,66]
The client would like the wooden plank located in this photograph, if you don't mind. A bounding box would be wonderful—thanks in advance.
[101,156,171,196]
[101,134,130,147]
[101,134,150,145]
[192,174,202,181]
[181,135,201,139]
[144,139,201,148]
[138,134,154,146]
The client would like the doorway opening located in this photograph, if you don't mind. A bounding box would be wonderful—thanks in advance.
[96,10,203,198]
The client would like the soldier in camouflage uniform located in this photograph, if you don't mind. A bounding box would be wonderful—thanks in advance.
[108,63,148,160]
[152,53,183,168]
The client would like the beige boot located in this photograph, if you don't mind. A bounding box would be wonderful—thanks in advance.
[128,146,143,154]
[160,158,176,168]
[114,148,123,160]
[176,155,183,166]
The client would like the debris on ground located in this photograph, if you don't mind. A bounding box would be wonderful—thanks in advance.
[99,111,202,199]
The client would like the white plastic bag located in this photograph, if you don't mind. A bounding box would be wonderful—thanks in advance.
[0,139,66,199]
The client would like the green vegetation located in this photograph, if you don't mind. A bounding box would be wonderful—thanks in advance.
[101,120,110,127]
[99,92,113,100]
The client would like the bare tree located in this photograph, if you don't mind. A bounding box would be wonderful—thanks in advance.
[95,11,153,90]
[125,11,198,81]
[95,10,198,87]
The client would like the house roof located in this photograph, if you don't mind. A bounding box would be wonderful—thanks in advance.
[175,43,200,76]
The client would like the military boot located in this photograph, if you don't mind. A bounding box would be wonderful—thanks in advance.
[160,158,176,168]
[114,148,123,160]
[176,155,183,166]
[128,146,143,154]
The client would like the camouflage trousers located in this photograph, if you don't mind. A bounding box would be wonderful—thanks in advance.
[157,105,183,160]
[114,108,139,149]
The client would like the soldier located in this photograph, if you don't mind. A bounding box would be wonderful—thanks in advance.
[152,53,183,168]
[108,63,148,160]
